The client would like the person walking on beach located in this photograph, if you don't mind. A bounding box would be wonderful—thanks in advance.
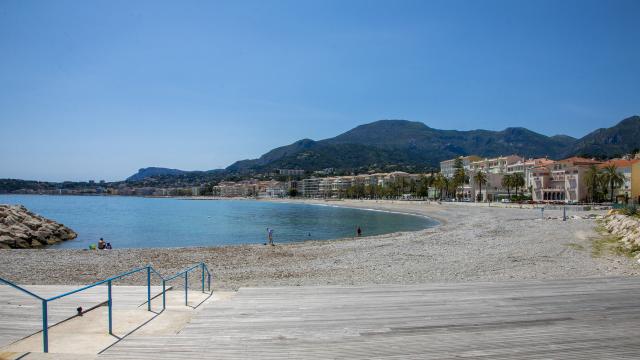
[356,226,362,237]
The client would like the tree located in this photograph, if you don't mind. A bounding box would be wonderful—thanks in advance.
[601,164,624,203]
[501,174,514,199]
[473,171,488,202]
[433,173,447,200]
[584,165,601,203]
[288,188,299,197]
[452,157,468,200]
[511,172,525,198]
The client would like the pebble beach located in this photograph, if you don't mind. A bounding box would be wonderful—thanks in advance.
[0,199,638,289]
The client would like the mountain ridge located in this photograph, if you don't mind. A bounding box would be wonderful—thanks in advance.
[130,116,640,180]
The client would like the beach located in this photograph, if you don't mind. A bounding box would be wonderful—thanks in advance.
[0,200,638,289]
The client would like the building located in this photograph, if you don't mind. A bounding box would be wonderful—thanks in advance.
[471,155,523,175]
[506,157,554,189]
[530,157,602,203]
[440,155,481,179]
[278,169,305,176]
[633,161,640,204]
[301,178,321,198]
[599,159,640,203]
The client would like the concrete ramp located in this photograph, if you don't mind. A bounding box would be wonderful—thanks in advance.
[100,278,640,359]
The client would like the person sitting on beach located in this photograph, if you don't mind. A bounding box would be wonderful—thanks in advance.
[97,238,106,250]
[105,242,112,249]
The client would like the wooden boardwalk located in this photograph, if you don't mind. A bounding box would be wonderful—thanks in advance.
[0,285,163,349]
[100,277,640,359]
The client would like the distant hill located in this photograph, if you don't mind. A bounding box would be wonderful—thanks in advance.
[568,116,640,158]
[126,167,189,181]
[226,120,576,173]
[128,115,640,180]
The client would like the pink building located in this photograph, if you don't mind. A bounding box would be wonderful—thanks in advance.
[531,157,602,202]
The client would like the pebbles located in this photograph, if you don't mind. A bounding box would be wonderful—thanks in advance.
[0,200,637,289]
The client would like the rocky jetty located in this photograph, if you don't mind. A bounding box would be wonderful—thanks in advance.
[602,213,640,251]
[0,204,77,249]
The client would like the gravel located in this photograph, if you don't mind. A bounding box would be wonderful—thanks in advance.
[1,200,638,289]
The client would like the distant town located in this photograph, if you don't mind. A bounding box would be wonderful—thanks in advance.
[2,152,639,205]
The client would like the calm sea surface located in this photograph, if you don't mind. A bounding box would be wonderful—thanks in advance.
[0,195,437,249]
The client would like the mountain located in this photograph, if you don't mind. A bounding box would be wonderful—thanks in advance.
[226,120,576,173]
[128,115,640,180]
[127,167,189,181]
[568,116,640,158]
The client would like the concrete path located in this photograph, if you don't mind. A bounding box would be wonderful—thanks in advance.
[99,277,640,359]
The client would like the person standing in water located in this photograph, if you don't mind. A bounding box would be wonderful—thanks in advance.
[268,228,274,245]
[356,226,362,237]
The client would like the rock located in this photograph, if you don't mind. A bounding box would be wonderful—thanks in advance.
[0,204,78,249]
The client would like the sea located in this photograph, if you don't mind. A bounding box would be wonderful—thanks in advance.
[0,195,438,249]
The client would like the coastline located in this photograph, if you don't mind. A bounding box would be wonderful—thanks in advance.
[0,200,638,289]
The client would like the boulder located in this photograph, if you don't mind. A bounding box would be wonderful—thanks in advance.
[0,204,78,249]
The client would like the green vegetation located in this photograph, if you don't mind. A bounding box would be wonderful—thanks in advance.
[593,222,640,258]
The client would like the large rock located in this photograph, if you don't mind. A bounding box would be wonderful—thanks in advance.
[602,214,640,249]
[0,204,77,249]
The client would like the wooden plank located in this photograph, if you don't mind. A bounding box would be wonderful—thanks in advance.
[99,277,640,359]
[0,285,164,349]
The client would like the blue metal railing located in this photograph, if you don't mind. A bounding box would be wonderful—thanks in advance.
[0,262,212,353]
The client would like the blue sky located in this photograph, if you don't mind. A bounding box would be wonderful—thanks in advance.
[1,0,638,181]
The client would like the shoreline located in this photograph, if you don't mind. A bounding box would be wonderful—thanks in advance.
[0,200,638,289]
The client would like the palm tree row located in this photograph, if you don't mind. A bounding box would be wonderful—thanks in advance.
[500,172,526,198]
[585,164,625,203]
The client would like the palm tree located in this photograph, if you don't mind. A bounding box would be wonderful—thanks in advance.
[433,173,446,200]
[473,171,488,202]
[601,164,624,203]
[512,172,525,198]
[501,174,514,199]
[584,165,601,203]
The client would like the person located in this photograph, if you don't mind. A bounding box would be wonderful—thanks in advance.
[357,226,362,237]
[268,228,274,246]
[97,238,106,250]
[105,242,112,250]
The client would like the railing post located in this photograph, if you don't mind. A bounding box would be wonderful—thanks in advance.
[184,271,188,306]
[162,279,166,311]
[201,263,205,293]
[147,266,151,312]
[42,299,48,353]
[108,280,113,335]
[208,273,211,292]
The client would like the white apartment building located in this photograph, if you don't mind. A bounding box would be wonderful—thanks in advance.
[440,155,481,179]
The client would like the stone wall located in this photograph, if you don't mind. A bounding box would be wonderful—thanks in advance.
[602,213,640,250]
[0,204,77,249]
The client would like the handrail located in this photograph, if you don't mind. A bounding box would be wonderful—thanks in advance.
[164,264,201,281]
[46,266,148,302]
[0,277,45,301]
[0,262,212,353]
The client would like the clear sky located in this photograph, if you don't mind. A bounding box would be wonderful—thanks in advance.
[1,0,639,181]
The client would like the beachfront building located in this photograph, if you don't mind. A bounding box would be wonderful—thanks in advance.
[506,158,554,189]
[470,155,523,175]
[215,180,259,197]
[530,157,602,202]
[633,161,640,204]
[301,178,321,198]
[440,155,481,179]
[461,155,523,201]
[598,159,640,203]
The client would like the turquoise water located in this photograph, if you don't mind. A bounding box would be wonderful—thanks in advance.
[0,195,437,249]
